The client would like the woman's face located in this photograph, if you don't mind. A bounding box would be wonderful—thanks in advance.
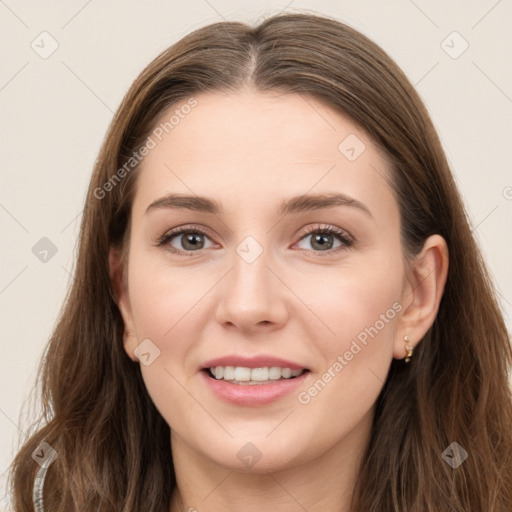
[116,90,411,472]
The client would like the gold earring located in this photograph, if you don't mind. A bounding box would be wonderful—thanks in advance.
[404,335,413,363]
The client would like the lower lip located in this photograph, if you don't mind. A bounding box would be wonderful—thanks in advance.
[200,370,310,406]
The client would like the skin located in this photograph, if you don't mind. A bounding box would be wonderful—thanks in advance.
[110,90,448,512]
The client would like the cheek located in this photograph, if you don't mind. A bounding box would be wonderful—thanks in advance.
[304,254,403,349]
[127,249,207,339]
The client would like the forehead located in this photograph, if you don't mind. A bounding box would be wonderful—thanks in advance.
[132,91,397,221]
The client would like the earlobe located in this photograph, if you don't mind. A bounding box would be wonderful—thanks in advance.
[394,234,449,359]
[109,246,139,362]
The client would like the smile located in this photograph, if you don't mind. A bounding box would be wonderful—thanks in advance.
[201,367,311,406]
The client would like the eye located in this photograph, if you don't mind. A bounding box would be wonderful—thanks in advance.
[295,224,354,254]
[156,225,215,255]
[156,223,354,256]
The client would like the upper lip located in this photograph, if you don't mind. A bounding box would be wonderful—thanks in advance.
[201,355,309,371]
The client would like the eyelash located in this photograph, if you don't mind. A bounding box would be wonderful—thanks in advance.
[156,223,354,256]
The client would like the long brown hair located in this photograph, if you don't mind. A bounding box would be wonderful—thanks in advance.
[9,11,512,511]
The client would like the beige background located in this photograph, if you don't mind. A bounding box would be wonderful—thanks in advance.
[1,0,511,507]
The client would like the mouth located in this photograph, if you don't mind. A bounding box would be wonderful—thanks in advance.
[199,356,312,405]
[202,366,310,385]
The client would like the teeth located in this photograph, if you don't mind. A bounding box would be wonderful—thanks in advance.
[223,366,235,380]
[251,367,269,381]
[234,367,251,381]
[281,368,292,378]
[209,366,305,383]
[268,367,282,380]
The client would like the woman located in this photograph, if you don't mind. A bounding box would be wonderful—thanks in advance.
[9,11,512,512]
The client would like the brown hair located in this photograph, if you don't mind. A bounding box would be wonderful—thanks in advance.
[9,11,512,511]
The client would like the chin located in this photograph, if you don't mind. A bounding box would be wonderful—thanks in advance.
[205,437,308,474]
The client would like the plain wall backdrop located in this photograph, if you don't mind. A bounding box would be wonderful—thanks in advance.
[1,0,511,507]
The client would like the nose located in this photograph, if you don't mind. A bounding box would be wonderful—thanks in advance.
[214,243,289,334]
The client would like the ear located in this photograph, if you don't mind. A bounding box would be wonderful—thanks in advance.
[109,246,139,362]
[394,234,449,359]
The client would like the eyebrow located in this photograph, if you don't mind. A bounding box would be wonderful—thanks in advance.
[145,192,373,218]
